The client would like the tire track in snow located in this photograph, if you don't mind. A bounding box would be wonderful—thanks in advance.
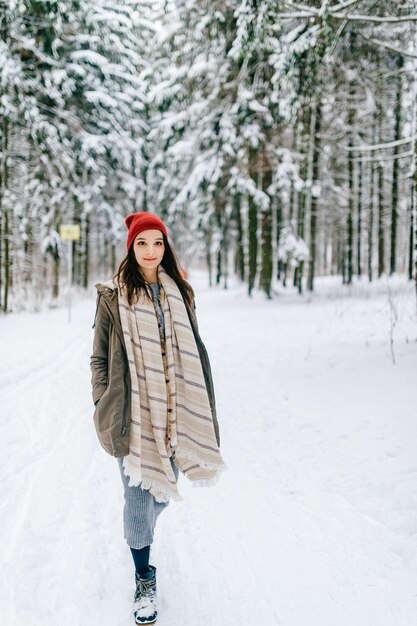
[154,477,281,626]
[0,326,88,564]
[0,333,86,401]
[0,308,95,626]
[0,411,73,566]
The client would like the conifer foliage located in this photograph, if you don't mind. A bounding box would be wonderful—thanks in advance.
[0,0,416,310]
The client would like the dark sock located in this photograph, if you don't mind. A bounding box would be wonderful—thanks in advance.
[130,545,150,576]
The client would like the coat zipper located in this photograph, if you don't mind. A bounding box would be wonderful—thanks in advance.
[94,288,128,438]
[92,292,102,329]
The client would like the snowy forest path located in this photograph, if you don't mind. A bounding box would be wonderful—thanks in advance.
[0,276,416,626]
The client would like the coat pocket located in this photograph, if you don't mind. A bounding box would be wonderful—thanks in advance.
[93,386,125,457]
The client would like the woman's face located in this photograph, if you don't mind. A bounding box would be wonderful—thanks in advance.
[133,228,165,275]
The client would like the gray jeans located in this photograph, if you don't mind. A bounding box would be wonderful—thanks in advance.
[117,456,179,549]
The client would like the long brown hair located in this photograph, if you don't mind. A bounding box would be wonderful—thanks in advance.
[114,233,195,308]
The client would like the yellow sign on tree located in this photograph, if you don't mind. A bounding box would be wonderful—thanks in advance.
[60,224,80,240]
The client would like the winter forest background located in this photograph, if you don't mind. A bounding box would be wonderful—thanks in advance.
[1,0,417,311]
[1,4,417,624]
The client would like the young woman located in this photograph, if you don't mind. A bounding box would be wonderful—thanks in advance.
[90,212,225,624]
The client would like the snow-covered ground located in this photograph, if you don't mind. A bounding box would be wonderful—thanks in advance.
[1,272,416,626]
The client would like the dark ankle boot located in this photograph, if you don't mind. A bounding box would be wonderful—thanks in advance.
[133,564,157,624]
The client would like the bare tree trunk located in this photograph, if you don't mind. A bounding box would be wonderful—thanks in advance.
[357,156,362,276]
[214,191,222,286]
[72,192,81,285]
[248,146,258,297]
[276,194,283,282]
[414,149,417,294]
[0,139,3,299]
[412,85,417,294]
[52,255,60,299]
[289,122,299,226]
[233,193,245,282]
[377,100,385,277]
[408,185,414,281]
[307,98,322,292]
[378,163,385,277]
[111,242,116,275]
[294,51,308,292]
[215,251,221,285]
[368,112,377,282]
[390,55,403,275]
[221,195,231,290]
[1,117,10,312]
[205,219,213,287]
[295,105,310,293]
[83,212,90,289]
[347,81,355,285]
[260,157,273,298]
[3,204,9,312]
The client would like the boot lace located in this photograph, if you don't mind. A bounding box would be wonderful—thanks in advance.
[134,574,157,623]
[134,576,155,603]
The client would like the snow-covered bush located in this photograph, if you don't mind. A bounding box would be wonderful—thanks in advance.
[278,226,309,268]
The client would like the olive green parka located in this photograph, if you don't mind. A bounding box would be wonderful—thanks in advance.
[90,281,220,457]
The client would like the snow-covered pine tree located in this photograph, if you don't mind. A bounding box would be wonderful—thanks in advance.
[0,0,159,309]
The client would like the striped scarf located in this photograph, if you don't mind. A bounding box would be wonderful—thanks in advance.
[117,266,226,503]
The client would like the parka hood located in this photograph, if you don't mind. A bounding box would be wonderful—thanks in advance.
[95,278,118,293]
[92,279,119,329]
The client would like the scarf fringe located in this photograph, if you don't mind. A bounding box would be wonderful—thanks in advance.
[121,456,142,487]
[141,477,183,504]
[173,445,226,472]
[189,461,228,489]
[122,457,183,503]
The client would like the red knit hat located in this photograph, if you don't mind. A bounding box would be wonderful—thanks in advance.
[125,212,168,251]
